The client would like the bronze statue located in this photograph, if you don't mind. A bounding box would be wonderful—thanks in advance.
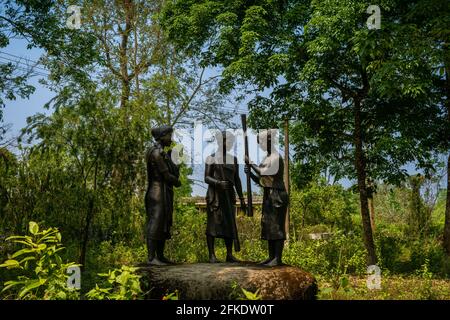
[245,129,288,266]
[145,125,181,266]
[204,131,246,263]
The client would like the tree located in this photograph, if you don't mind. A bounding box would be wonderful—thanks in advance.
[163,0,445,265]
[0,0,97,118]
[394,0,450,254]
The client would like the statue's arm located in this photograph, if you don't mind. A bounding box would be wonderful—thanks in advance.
[249,171,260,185]
[152,149,181,187]
[204,161,219,186]
[250,163,262,176]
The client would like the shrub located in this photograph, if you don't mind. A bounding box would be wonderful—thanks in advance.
[0,221,80,300]
[86,266,143,300]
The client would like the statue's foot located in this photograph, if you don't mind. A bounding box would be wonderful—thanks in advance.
[159,256,176,265]
[226,255,240,263]
[262,258,282,267]
[148,257,168,266]
[258,257,273,265]
[209,255,220,263]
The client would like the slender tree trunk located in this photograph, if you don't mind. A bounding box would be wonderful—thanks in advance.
[354,98,377,265]
[443,53,450,254]
[119,0,133,109]
[368,195,375,233]
[444,155,450,255]
[79,164,98,270]
[367,179,375,232]
[79,196,94,270]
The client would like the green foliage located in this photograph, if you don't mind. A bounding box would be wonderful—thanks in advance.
[86,266,143,300]
[165,204,208,263]
[415,259,437,300]
[230,281,262,300]
[162,290,180,300]
[290,181,358,234]
[239,287,262,301]
[0,221,80,300]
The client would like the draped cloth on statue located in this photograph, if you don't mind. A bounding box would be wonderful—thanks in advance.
[205,153,239,239]
[259,152,288,240]
[145,144,179,240]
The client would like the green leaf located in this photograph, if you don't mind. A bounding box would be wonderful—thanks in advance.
[29,221,39,235]
[18,278,47,299]
[12,248,36,258]
[2,280,26,293]
[321,287,334,295]
[340,276,349,288]
[0,259,20,269]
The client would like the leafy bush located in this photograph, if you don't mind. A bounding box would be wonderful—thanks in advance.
[290,181,358,234]
[165,204,208,263]
[284,230,367,277]
[0,221,80,300]
[86,266,143,300]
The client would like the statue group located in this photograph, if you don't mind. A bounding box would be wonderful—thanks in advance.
[145,126,289,267]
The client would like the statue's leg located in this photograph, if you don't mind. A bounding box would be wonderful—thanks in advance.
[259,240,275,265]
[263,240,284,267]
[156,240,175,264]
[225,238,240,263]
[147,238,167,266]
[275,239,284,265]
[207,235,219,263]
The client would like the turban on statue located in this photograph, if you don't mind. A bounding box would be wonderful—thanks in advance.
[151,125,173,141]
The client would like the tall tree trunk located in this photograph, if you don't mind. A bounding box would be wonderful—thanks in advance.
[354,99,377,265]
[368,195,375,233]
[79,164,98,270]
[79,196,94,270]
[444,155,450,255]
[367,178,375,232]
[119,0,133,109]
[443,53,450,254]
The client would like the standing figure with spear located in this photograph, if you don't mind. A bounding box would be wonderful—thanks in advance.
[245,129,288,267]
[204,130,247,263]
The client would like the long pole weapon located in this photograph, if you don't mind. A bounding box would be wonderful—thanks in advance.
[241,114,253,217]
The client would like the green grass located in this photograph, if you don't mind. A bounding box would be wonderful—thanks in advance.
[318,275,450,300]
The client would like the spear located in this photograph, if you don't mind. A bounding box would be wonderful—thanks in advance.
[241,114,253,217]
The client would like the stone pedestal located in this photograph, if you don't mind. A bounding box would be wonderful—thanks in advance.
[138,262,317,300]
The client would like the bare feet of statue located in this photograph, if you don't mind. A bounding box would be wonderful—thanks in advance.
[262,258,283,267]
[148,257,168,266]
[209,255,220,263]
[159,256,175,265]
[226,255,240,263]
[258,257,273,265]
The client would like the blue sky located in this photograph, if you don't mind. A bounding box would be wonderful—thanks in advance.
[2,39,53,142]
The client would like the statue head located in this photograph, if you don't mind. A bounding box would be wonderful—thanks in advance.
[215,130,235,152]
[257,129,276,153]
[152,125,173,147]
